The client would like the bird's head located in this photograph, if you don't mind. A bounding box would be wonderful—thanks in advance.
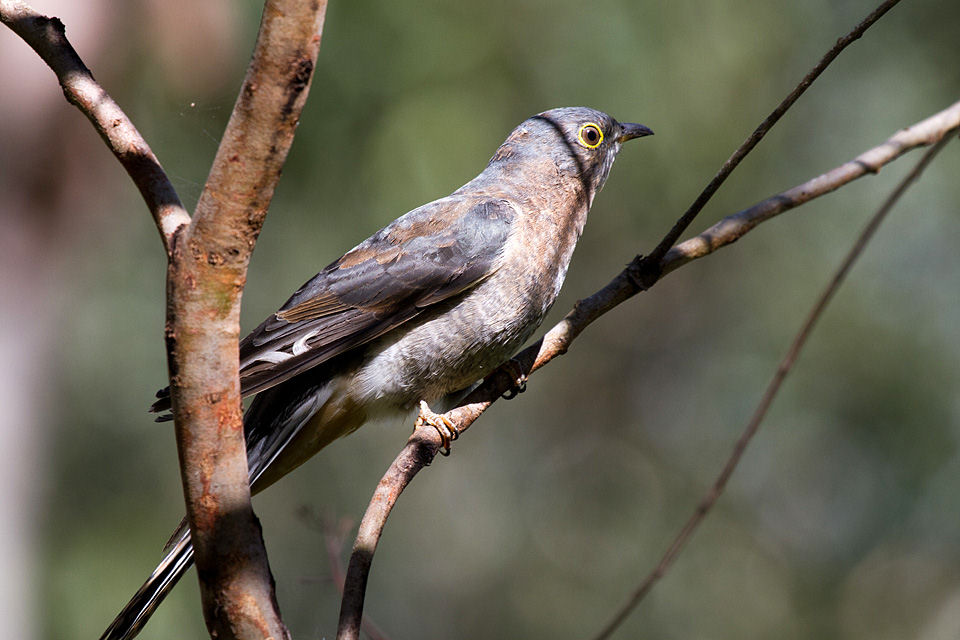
[489,106,653,200]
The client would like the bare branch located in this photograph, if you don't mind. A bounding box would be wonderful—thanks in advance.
[335,100,960,640]
[0,0,191,253]
[5,1,330,635]
[663,99,960,274]
[640,0,903,278]
[4,1,332,637]
[589,125,956,640]
[165,1,327,639]
[337,430,435,640]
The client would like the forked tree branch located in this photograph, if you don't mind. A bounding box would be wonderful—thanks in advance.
[336,99,960,640]
[0,0,190,252]
[2,1,327,638]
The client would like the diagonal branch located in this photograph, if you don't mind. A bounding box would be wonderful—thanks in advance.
[0,0,191,253]
[165,1,327,639]
[662,99,960,273]
[589,127,956,640]
[335,98,960,640]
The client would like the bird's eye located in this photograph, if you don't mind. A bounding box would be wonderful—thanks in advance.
[577,123,603,149]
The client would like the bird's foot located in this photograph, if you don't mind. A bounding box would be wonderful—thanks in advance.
[499,359,528,400]
[415,400,459,456]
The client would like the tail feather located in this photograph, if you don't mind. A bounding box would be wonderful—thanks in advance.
[105,363,346,639]
[100,533,194,640]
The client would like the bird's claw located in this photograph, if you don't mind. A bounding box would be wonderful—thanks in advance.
[499,359,528,400]
[415,400,459,456]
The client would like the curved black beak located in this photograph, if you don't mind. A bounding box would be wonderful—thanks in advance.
[618,122,654,143]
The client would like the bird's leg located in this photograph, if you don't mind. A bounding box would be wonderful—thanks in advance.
[498,359,528,400]
[415,400,459,456]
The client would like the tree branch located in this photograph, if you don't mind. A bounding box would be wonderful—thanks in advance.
[4,0,330,637]
[0,0,191,253]
[165,1,327,639]
[337,431,435,640]
[335,98,960,640]
[638,0,904,279]
[662,99,960,274]
[590,127,956,640]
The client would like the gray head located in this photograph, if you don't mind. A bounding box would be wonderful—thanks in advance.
[488,106,653,199]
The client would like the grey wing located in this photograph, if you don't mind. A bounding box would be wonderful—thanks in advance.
[150,196,516,413]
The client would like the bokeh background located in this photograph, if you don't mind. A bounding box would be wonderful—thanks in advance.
[2,0,959,638]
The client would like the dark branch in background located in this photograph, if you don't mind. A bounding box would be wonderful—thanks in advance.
[335,95,960,640]
[166,1,326,639]
[2,1,327,638]
[636,0,903,283]
[0,0,190,253]
[590,131,956,640]
[297,509,392,640]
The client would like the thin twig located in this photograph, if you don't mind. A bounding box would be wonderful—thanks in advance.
[589,125,955,640]
[0,0,191,253]
[638,0,903,281]
[662,99,960,274]
[334,100,960,640]
[298,508,392,640]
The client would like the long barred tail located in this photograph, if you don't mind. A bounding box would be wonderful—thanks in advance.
[102,364,343,639]
[99,533,194,640]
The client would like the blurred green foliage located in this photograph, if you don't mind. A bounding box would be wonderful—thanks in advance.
[14,0,960,638]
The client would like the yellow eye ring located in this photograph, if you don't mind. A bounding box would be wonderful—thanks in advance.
[577,122,604,149]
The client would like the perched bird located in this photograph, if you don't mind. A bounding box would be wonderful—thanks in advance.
[101,106,652,640]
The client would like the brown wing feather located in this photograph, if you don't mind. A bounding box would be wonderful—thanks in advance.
[274,292,346,323]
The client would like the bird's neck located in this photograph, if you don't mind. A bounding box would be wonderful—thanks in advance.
[477,154,592,280]
[471,152,593,213]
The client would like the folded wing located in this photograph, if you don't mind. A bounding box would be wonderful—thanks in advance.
[151,196,516,413]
